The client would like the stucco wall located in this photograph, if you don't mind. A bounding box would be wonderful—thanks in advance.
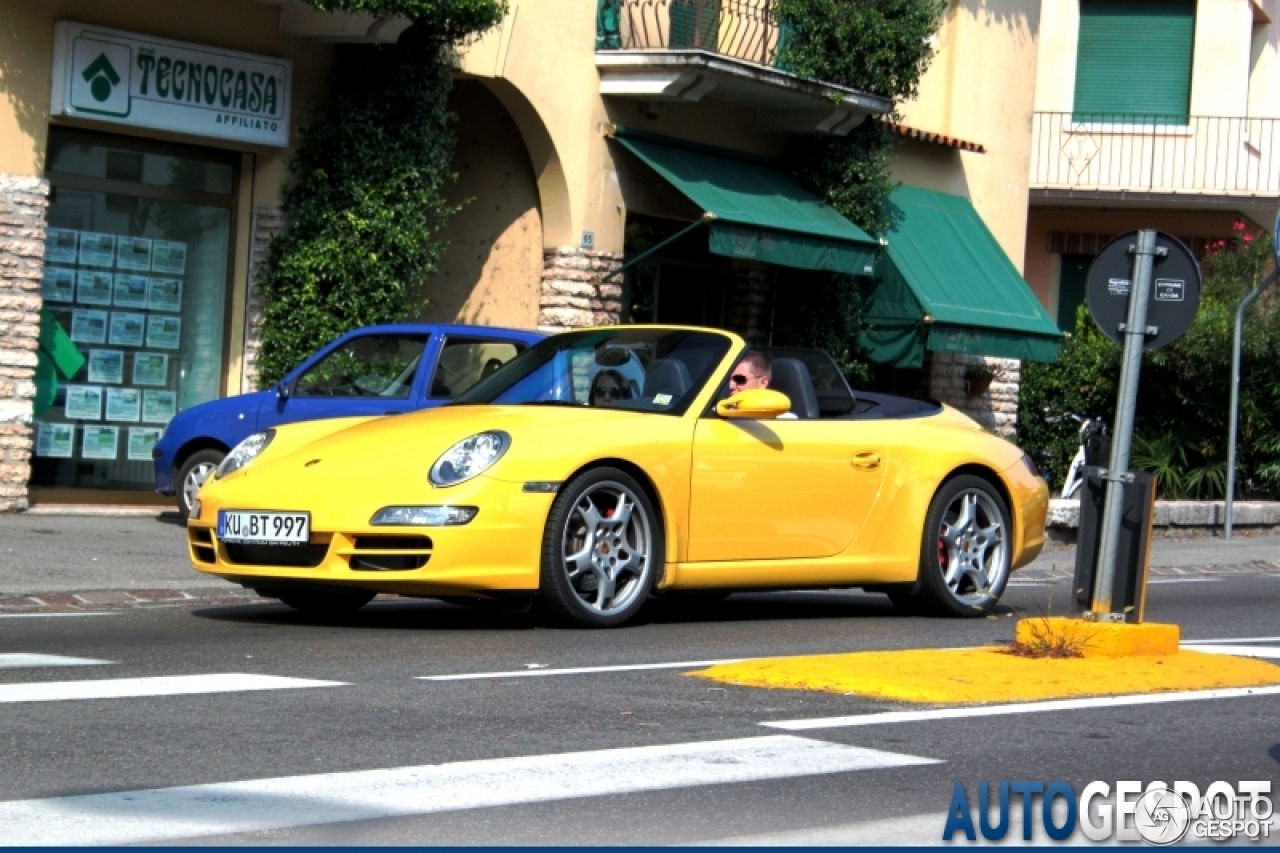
[1036,0,1280,118]
[897,0,1041,273]
[417,81,542,329]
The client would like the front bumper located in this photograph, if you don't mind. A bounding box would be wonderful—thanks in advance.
[188,477,553,596]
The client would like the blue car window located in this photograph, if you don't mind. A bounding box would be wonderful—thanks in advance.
[429,338,525,399]
[293,334,428,399]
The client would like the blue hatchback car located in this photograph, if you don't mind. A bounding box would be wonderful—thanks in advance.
[154,323,544,516]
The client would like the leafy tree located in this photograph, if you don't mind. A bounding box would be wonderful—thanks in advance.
[255,1,505,385]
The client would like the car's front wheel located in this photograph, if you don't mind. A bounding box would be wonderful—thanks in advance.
[915,475,1012,617]
[175,449,225,519]
[539,467,661,628]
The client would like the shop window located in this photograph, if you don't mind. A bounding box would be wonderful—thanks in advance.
[32,129,236,495]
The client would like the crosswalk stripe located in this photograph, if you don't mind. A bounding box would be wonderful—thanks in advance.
[0,735,939,846]
[762,684,1280,730]
[1181,644,1280,659]
[0,673,346,704]
[0,654,113,669]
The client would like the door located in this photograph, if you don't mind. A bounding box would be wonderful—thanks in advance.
[687,418,886,562]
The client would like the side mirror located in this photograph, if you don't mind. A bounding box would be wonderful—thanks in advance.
[276,380,290,401]
[716,388,791,419]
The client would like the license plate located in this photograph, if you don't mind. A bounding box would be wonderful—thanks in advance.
[217,510,310,545]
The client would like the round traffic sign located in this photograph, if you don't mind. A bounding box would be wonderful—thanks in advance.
[1085,231,1201,350]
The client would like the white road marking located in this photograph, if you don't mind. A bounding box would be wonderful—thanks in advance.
[418,659,745,680]
[0,654,112,669]
[0,735,939,846]
[0,612,118,619]
[1184,635,1280,644]
[0,673,345,704]
[762,685,1280,730]
[1182,644,1280,659]
[1147,577,1221,584]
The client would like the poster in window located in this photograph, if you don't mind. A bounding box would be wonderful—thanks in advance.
[115,236,153,271]
[109,312,146,347]
[76,270,114,306]
[78,232,117,268]
[64,385,104,420]
[128,427,164,461]
[70,309,108,345]
[147,277,183,312]
[113,274,149,309]
[146,315,181,349]
[41,266,75,303]
[151,240,187,275]
[142,389,177,425]
[37,422,75,458]
[82,425,119,460]
[132,352,169,386]
[106,387,141,422]
[44,229,78,264]
[87,349,125,385]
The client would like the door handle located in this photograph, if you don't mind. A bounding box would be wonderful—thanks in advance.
[851,451,881,470]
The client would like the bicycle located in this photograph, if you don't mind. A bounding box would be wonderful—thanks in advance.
[1049,412,1111,499]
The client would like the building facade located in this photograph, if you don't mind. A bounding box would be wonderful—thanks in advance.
[0,0,1056,510]
[1026,0,1280,329]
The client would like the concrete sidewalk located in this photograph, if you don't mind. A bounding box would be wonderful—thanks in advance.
[0,512,1277,613]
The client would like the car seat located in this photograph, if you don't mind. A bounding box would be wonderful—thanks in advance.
[767,358,820,419]
[643,358,692,399]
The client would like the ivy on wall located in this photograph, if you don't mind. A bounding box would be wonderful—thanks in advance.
[255,0,505,386]
[769,0,945,365]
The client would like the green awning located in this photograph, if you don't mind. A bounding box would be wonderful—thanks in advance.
[611,128,879,277]
[861,185,1063,367]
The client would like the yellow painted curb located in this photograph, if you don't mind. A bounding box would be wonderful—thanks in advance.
[1014,617,1180,657]
[691,649,1280,704]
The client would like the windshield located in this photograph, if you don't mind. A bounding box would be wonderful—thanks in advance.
[451,328,733,416]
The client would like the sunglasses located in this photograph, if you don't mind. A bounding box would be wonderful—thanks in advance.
[593,386,625,400]
[730,374,751,385]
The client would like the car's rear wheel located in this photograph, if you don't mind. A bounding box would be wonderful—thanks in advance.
[176,449,224,519]
[916,475,1011,617]
[277,589,375,615]
[539,467,661,628]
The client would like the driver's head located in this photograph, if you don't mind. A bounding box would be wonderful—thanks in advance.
[729,351,770,392]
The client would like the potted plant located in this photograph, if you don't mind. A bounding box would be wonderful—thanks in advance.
[964,363,1006,397]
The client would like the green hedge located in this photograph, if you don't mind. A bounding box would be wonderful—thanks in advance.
[1017,229,1280,499]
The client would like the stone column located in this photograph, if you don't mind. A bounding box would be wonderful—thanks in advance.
[929,352,1021,437]
[241,207,287,393]
[0,176,49,512]
[537,247,624,331]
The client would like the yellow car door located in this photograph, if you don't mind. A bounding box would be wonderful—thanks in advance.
[686,417,887,563]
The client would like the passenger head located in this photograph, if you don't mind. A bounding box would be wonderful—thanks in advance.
[729,350,770,392]
[590,368,630,405]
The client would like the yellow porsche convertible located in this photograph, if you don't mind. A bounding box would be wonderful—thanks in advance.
[188,326,1048,627]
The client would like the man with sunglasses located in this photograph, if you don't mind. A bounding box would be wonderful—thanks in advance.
[728,351,771,393]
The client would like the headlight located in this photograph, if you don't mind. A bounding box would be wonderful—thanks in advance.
[429,431,510,487]
[215,430,275,479]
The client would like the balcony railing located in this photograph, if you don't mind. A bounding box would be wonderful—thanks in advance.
[597,0,780,68]
[1031,112,1280,197]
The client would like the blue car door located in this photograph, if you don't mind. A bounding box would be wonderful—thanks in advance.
[258,330,434,430]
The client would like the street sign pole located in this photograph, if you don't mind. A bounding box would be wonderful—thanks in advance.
[1088,230,1158,620]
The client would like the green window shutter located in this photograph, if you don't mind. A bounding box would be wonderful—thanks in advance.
[669,0,720,50]
[1073,0,1196,124]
